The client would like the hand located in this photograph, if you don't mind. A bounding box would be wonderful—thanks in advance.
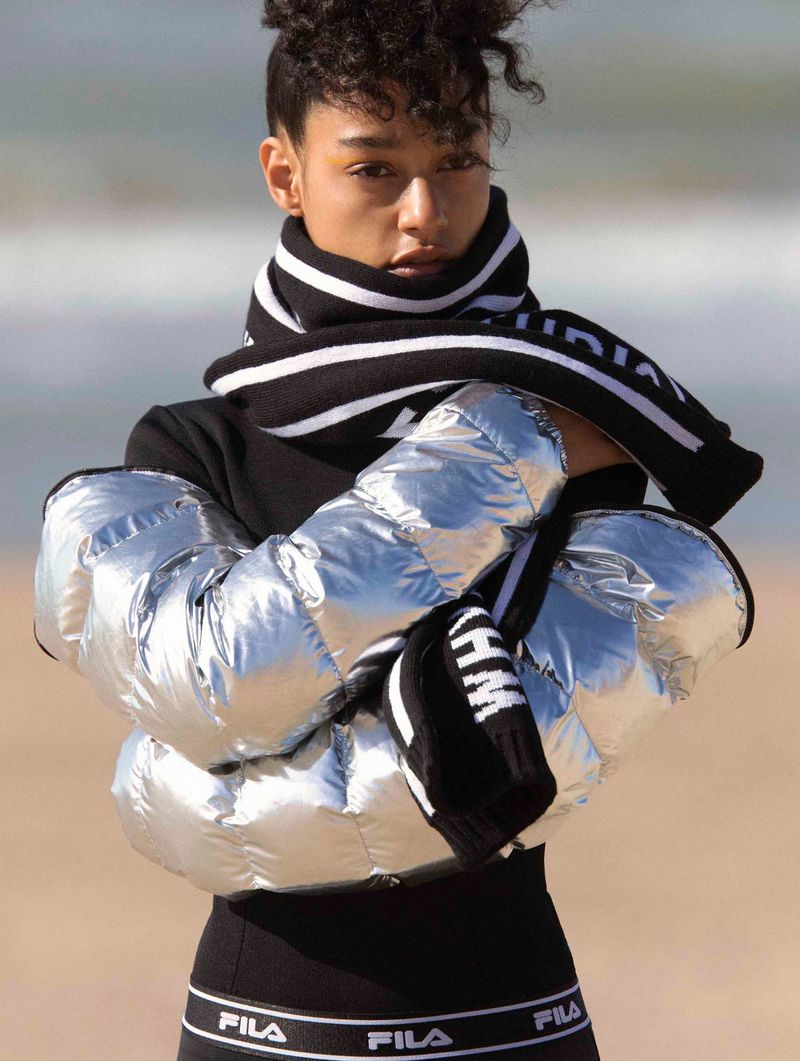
[540,402,635,479]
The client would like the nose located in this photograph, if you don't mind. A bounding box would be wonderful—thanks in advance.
[397,178,448,242]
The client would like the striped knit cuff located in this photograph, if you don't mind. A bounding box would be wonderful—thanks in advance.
[430,780,558,870]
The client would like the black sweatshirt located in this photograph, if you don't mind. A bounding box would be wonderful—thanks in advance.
[126,396,647,1012]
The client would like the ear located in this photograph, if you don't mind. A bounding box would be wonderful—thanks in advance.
[259,136,304,216]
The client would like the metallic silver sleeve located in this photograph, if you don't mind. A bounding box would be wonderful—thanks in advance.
[110,508,750,897]
[513,507,750,847]
[35,383,567,769]
[111,710,459,897]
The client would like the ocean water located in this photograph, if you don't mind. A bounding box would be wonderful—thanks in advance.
[4,196,797,548]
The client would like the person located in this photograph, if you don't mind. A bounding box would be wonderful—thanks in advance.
[33,3,760,1058]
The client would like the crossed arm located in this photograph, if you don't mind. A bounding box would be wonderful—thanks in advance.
[35,382,748,895]
[35,384,571,770]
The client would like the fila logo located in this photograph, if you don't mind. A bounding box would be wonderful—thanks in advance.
[367,1028,454,1051]
[532,1001,582,1032]
[218,1011,287,1042]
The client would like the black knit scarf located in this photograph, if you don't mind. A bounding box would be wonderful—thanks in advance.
[205,185,762,526]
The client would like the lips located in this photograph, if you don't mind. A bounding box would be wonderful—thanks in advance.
[389,260,449,278]
[387,248,454,277]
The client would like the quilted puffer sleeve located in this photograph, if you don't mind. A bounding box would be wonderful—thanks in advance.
[512,507,752,842]
[34,383,567,769]
[109,507,751,897]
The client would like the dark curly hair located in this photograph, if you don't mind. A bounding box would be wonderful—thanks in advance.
[262,0,558,149]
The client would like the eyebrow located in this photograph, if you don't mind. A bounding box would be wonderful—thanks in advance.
[335,134,402,150]
[335,119,485,152]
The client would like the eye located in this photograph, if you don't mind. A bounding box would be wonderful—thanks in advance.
[349,163,393,181]
[443,153,489,172]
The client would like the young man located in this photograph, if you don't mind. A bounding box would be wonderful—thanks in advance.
[34,3,758,1058]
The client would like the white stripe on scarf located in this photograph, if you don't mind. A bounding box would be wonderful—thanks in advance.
[213,332,703,452]
[266,381,463,438]
[273,224,522,315]
[253,262,305,333]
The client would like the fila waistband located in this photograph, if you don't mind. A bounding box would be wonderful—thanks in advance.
[181,979,591,1059]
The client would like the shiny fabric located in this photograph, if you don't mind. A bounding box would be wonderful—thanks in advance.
[35,384,566,769]
[34,384,750,899]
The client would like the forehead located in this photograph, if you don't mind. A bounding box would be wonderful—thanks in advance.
[304,94,488,152]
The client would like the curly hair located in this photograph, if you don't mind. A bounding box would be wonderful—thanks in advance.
[262,0,558,148]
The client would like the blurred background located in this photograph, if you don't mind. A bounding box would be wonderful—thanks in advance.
[2,2,797,1059]
[2,0,798,546]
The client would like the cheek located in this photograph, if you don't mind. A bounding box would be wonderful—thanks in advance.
[447,179,492,253]
[303,178,396,265]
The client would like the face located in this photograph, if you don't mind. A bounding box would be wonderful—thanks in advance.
[259,83,492,277]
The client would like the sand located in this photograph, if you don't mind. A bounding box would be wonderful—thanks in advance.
[2,549,797,1060]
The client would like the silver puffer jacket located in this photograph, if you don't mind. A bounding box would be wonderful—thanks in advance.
[34,383,751,898]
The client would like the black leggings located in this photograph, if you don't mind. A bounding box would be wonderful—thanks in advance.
[176,846,600,1059]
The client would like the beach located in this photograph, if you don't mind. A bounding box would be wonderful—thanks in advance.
[4,1,798,1056]
[3,549,796,1060]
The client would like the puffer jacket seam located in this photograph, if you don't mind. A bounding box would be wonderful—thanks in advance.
[43,466,208,518]
[350,489,451,601]
[634,626,682,707]
[131,741,162,863]
[548,567,634,619]
[343,806,378,878]
[228,769,260,891]
[550,565,696,707]
[279,499,453,695]
[515,654,566,695]
[80,501,203,565]
[122,622,143,728]
[333,726,378,877]
[516,655,607,769]
[273,538,346,689]
[410,531,460,599]
[124,607,240,763]
[355,396,544,603]
[563,508,751,644]
[518,615,674,771]
[451,405,538,521]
